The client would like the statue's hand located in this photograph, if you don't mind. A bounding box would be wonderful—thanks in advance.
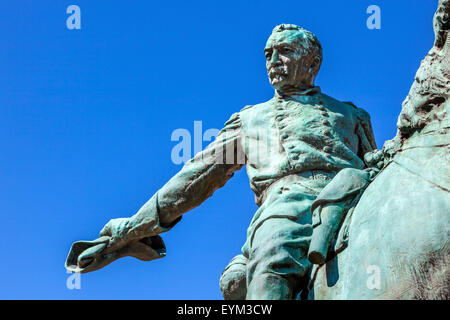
[100,218,132,253]
[364,149,385,169]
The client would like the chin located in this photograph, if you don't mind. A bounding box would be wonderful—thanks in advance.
[270,78,288,89]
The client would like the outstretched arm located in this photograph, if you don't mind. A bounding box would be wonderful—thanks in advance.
[100,112,245,250]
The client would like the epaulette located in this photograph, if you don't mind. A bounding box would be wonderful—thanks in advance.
[343,101,358,109]
[240,104,255,112]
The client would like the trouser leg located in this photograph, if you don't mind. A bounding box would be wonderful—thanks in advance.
[246,273,292,300]
[220,254,248,300]
[245,217,312,300]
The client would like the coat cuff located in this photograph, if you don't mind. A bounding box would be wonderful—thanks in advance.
[127,193,182,240]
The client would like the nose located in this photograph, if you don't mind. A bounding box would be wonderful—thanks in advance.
[269,49,282,66]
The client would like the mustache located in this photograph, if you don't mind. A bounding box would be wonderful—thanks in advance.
[268,66,288,77]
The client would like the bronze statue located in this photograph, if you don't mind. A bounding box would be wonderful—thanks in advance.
[66,1,449,300]
[67,23,377,300]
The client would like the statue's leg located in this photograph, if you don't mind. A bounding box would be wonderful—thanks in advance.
[246,273,292,300]
[220,254,248,300]
[245,216,312,300]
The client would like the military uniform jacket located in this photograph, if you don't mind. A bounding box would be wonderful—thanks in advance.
[143,86,376,230]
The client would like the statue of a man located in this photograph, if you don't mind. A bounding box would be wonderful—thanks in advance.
[68,24,377,300]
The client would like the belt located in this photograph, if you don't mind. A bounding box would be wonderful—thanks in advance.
[296,170,336,181]
[257,170,336,206]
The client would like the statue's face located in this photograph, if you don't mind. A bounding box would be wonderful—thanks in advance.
[264,30,314,90]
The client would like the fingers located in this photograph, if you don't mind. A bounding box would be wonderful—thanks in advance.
[104,235,128,254]
[99,218,131,251]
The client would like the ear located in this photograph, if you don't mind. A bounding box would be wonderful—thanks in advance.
[310,56,321,72]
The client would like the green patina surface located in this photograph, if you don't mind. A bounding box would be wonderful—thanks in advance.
[66,1,449,300]
[310,0,449,299]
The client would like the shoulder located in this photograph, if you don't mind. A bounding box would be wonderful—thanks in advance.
[342,101,371,123]
[240,98,273,112]
[321,93,370,119]
[339,100,371,122]
[223,98,274,128]
[239,99,274,119]
[355,106,372,123]
[240,104,255,112]
[320,93,357,112]
[222,111,241,130]
[344,101,370,122]
[222,102,264,129]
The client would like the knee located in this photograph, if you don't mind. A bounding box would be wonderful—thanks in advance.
[220,254,247,300]
[248,239,310,281]
[246,273,292,300]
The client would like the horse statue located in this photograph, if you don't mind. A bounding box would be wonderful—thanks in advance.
[309,0,449,299]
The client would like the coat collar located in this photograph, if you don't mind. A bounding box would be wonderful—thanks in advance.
[274,86,321,99]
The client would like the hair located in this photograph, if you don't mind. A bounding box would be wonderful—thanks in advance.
[271,24,323,76]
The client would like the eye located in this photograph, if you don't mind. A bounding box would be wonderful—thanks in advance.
[265,51,272,60]
[279,47,293,54]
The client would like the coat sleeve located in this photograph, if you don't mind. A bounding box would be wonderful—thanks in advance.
[125,112,245,239]
[355,107,377,161]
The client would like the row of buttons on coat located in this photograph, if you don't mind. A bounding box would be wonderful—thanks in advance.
[273,99,335,170]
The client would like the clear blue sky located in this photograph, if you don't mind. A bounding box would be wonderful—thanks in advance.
[0,0,438,299]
